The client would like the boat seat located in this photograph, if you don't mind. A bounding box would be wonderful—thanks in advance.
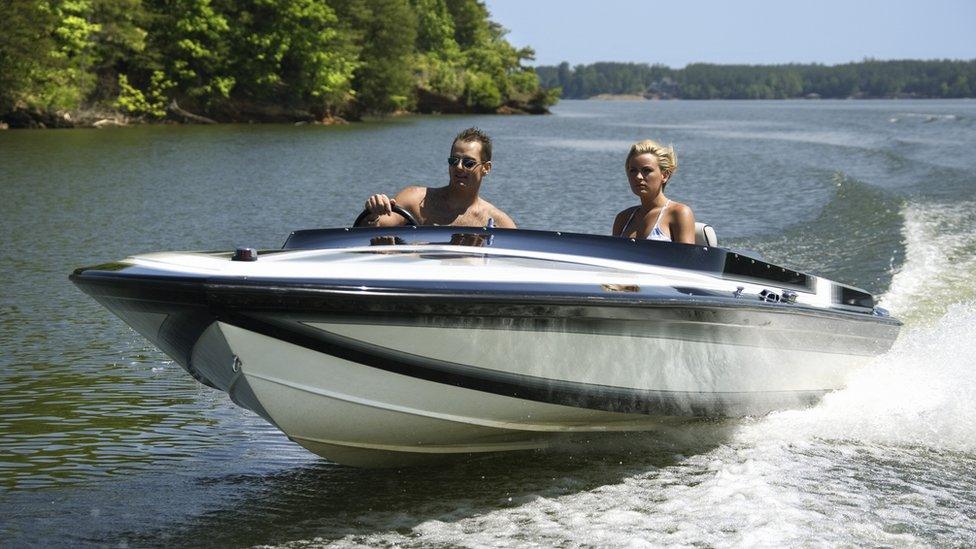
[695,222,718,247]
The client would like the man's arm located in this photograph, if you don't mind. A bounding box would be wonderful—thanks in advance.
[362,186,425,226]
[490,207,517,229]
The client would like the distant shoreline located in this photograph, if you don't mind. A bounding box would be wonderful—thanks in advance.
[537,59,976,101]
[583,95,972,101]
[0,103,551,131]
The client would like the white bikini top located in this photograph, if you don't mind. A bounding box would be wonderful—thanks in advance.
[620,200,671,241]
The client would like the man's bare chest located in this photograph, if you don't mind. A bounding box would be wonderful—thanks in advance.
[421,203,490,227]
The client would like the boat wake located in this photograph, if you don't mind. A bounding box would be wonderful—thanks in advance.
[315,301,976,547]
[315,202,976,547]
[753,300,976,452]
[879,200,976,324]
[890,112,962,123]
[761,198,976,453]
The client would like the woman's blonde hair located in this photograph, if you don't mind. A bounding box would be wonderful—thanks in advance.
[625,139,678,183]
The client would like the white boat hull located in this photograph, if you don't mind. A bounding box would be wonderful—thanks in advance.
[216,315,868,466]
[71,226,901,467]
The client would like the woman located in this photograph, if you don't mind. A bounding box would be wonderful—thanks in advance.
[612,139,696,244]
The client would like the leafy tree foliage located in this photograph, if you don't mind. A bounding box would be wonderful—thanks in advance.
[224,0,359,115]
[414,0,460,58]
[0,0,57,112]
[0,0,555,123]
[335,0,418,115]
[90,0,149,101]
[0,0,101,113]
[445,0,489,50]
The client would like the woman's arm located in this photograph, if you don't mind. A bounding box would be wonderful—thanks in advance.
[612,208,633,237]
[669,203,697,244]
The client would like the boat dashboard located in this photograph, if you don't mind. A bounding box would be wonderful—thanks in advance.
[283,226,874,310]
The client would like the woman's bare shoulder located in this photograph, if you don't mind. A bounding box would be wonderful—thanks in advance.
[612,206,639,236]
[668,200,695,220]
[614,205,640,219]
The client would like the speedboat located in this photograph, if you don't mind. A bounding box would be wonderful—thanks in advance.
[70,220,900,466]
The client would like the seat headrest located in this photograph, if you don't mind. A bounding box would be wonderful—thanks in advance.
[694,222,718,247]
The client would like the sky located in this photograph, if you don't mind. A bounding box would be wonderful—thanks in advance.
[483,0,976,68]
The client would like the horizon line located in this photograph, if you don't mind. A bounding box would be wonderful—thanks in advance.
[529,57,976,69]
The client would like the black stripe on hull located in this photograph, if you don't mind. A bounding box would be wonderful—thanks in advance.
[71,270,896,413]
[218,311,829,418]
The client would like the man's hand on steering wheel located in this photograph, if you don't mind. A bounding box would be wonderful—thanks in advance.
[354,194,420,227]
[364,194,395,222]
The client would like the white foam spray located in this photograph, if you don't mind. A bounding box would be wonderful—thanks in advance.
[749,301,976,452]
[879,201,976,324]
[311,202,976,548]
[317,303,976,547]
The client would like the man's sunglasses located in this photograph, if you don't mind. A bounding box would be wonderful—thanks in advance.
[448,156,482,169]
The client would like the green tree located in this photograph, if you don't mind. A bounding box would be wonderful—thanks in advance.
[413,0,460,59]
[0,0,58,113]
[228,0,359,114]
[445,0,489,49]
[3,0,558,122]
[337,0,418,114]
[89,0,149,101]
[411,0,464,100]
[143,0,234,110]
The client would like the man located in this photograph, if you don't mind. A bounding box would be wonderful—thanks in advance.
[360,127,517,228]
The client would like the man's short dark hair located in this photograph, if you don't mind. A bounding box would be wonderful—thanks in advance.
[454,127,492,162]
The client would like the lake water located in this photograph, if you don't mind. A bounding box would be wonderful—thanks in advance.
[2,100,975,546]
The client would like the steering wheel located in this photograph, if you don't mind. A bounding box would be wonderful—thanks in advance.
[353,204,420,227]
